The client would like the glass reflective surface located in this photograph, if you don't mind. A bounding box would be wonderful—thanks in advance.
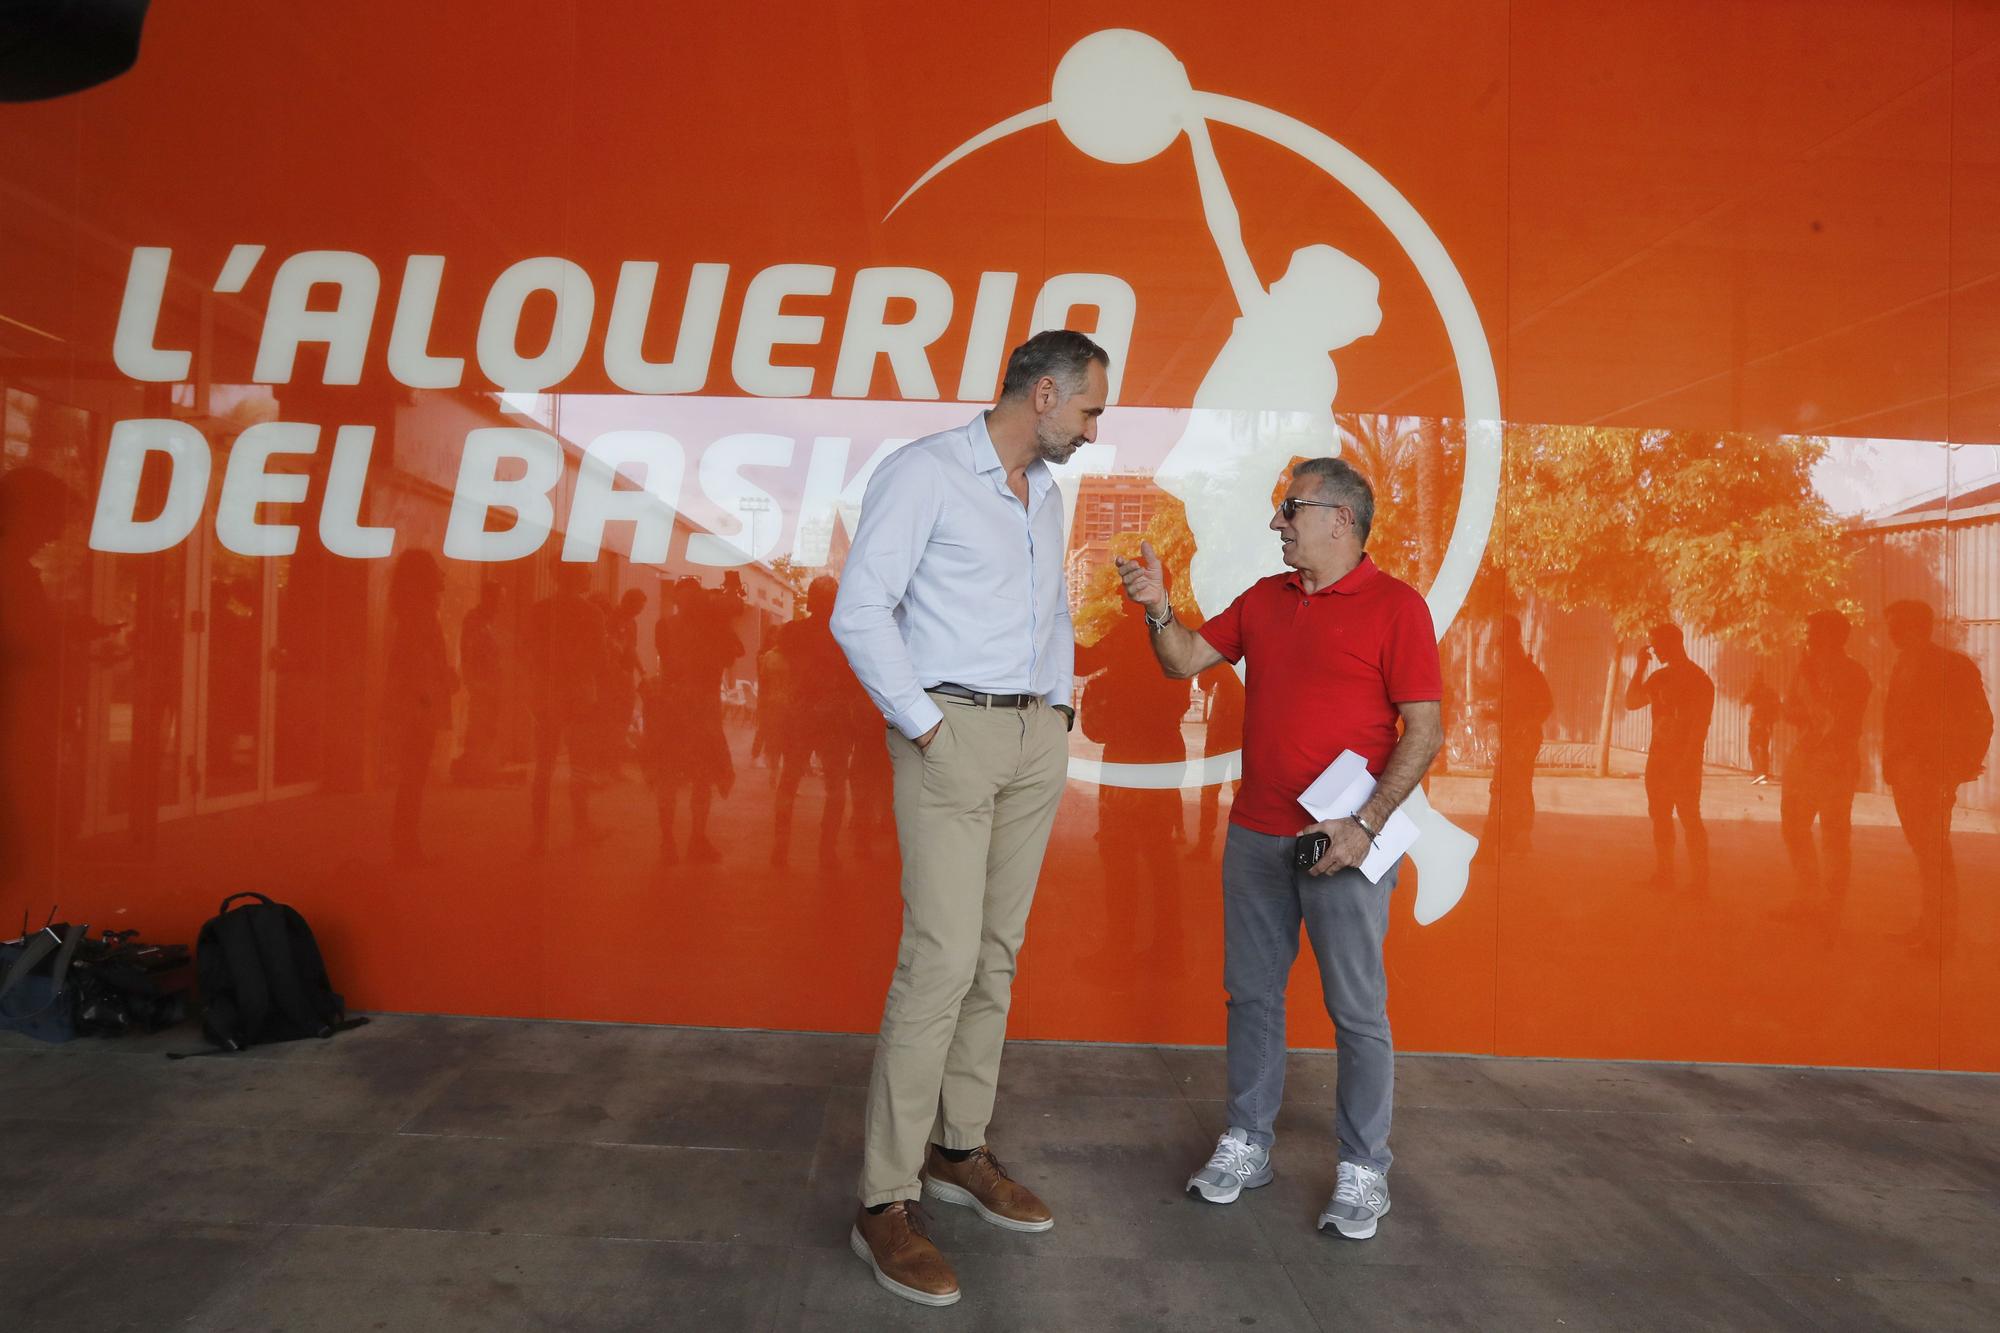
[1,1,1996,1070]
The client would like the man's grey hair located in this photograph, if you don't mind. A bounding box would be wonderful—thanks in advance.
[1292,456,1375,545]
[999,329,1110,401]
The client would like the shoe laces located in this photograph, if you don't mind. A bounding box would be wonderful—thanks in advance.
[961,1145,1012,1181]
[1335,1161,1381,1207]
[891,1199,935,1240]
[1205,1133,1261,1179]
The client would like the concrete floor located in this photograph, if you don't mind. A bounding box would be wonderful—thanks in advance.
[3,1017,1998,1332]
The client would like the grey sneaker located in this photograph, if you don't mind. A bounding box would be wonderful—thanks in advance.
[1186,1128,1273,1204]
[1318,1161,1390,1238]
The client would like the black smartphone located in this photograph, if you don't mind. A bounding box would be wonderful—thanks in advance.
[1293,831,1330,870]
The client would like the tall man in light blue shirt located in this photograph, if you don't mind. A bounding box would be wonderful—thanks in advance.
[832,330,1106,1308]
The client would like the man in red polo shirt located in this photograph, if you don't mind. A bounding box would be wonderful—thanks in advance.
[1116,456,1442,1240]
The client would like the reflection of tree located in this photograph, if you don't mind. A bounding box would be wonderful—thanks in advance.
[1073,415,1465,648]
[1340,414,1459,592]
[1072,417,1468,780]
[1074,498,1198,646]
[1497,425,1855,771]
[1083,419,1855,782]
[766,555,814,614]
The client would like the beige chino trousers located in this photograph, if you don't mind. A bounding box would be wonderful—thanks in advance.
[858,692,1069,1205]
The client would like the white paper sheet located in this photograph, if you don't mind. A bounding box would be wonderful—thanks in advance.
[1296,750,1420,883]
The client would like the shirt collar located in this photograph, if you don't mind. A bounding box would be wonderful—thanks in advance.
[1285,555,1380,597]
[968,411,1054,505]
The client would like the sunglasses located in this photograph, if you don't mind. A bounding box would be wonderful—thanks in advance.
[1277,498,1347,522]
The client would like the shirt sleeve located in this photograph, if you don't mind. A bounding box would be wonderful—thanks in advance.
[1197,588,1251,664]
[1382,587,1444,702]
[829,448,947,739]
[1044,595,1075,712]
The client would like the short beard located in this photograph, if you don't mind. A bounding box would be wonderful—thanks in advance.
[1034,416,1082,464]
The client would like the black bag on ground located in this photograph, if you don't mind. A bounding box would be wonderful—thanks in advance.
[0,923,86,1044]
[72,931,191,1037]
[190,892,365,1051]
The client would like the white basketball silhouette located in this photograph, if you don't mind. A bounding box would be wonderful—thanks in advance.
[1051,29,1192,165]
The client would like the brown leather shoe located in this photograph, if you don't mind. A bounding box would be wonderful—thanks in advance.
[921,1144,1055,1233]
[850,1202,960,1307]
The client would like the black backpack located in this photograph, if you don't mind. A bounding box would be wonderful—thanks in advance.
[187,893,366,1052]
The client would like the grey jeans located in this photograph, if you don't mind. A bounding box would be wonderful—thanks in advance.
[1221,824,1397,1172]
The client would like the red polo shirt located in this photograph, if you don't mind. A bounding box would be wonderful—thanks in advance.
[1198,556,1443,835]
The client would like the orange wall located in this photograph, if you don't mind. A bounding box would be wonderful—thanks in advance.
[3,1,1997,1070]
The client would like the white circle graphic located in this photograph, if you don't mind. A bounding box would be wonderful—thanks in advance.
[891,29,1501,793]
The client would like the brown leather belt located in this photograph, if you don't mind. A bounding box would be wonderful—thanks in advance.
[928,682,1036,709]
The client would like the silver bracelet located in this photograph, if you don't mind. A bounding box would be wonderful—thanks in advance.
[1349,813,1382,844]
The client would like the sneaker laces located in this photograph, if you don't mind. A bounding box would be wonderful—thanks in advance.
[1204,1134,1260,1180]
[1334,1162,1379,1207]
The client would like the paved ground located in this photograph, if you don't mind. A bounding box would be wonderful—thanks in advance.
[3,1016,1999,1331]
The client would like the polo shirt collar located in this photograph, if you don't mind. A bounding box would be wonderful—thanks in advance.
[1285,555,1380,596]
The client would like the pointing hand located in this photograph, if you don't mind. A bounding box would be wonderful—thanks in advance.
[1113,540,1169,616]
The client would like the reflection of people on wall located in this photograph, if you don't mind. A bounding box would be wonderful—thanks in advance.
[771,576,866,869]
[452,581,505,785]
[207,566,263,791]
[845,710,894,852]
[752,640,782,769]
[526,563,607,853]
[1190,659,1244,858]
[385,551,457,866]
[603,588,647,776]
[1624,623,1714,890]
[1479,614,1552,857]
[0,467,81,891]
[1775,611,1872,915]
[1745,673,1778,785]
[1883,600,1994,950]
[1078,598,1192,958]
[648,577,742,864]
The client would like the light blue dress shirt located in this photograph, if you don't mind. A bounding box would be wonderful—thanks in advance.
[830,412,1075,739]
